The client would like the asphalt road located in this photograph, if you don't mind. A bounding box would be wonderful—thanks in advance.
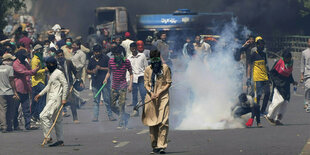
[1,58,310,155]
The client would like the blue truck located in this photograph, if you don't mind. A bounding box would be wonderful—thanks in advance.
[136,9,233,39]
[136,9,233,54]
[94,8,233,54]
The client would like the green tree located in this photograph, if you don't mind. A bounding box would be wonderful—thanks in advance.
[299,0,310,16]
[0,0,25,31]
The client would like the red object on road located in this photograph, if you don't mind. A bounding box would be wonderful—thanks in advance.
[245,118,254,127]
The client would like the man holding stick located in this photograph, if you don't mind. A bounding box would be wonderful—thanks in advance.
[128,42,148,117]
[142,50,172,154]
[87,45,116,122]
[103,46,133,129]
[35,57,68,147]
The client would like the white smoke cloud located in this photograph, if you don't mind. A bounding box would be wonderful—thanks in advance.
[174,18,249,130]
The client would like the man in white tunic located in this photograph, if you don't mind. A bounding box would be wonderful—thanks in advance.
[35,57,68,147]
[121,32,134,58]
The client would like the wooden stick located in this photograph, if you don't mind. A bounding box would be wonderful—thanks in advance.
[41,104,64,146]
[41,86,73,146]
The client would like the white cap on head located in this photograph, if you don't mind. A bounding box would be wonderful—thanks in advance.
[52,24,61,31]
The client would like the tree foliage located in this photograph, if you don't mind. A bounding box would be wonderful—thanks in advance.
[298,0,310,16]
[0,0,25,31]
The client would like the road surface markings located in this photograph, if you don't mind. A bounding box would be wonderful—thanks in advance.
[136,129,148,134]
[114,141,130,148]
[300,138,310,155]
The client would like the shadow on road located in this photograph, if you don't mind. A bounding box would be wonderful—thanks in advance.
[166,151,189,154]
[63,144,83,147]
[282,124,310,127]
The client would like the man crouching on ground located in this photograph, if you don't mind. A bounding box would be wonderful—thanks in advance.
[35,57,68,147]
[232,93,261,128]
[142,50,172,154]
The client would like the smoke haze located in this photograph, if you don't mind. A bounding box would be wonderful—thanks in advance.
[174,19,248,130]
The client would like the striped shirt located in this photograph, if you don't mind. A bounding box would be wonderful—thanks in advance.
[109,58,132,89]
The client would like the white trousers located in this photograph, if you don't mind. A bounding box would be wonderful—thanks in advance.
[40,99,63,141]
[305,78,310,105]
[267,88,288,121]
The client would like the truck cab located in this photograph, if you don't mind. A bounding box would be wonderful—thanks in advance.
[95,7,128,35]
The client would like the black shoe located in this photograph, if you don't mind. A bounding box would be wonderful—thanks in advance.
[6,128,13,132]
[264,116,275,125]
[150,148,160,154]
[275,120,284,126]
[26,125,39,130]
[159,148,166,154]
[14,127,23,131]
[48,141,64,147]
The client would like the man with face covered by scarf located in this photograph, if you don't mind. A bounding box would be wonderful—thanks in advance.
[103,46,133,128]
[246,37,271,126]
[31,44,48,123]
[142,50,172,154]
[13,49,40,130]
[35,57,68,147]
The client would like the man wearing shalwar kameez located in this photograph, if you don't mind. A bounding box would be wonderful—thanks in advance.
[35,57,68,147]
[142,50,172,154]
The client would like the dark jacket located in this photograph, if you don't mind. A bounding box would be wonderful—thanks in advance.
[270,60,294,101]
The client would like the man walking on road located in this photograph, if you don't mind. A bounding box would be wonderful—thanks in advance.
[128,42,148,117]
[35,57,68,147]
[300,38,310,111]
[142,50,172,154]
[0,53,19,133]
[121,32,134,58]
[13,49,39,130]
[87,45,116,122]
[266,50,297,125]
[154,32,173,68]
[103,46,133,128]
[31,44,48,123]
[247,37,270,116]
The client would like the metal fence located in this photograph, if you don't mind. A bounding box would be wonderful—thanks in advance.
[266,35,309,53]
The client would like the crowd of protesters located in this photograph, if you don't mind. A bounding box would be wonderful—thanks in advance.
[0,18,309,152]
